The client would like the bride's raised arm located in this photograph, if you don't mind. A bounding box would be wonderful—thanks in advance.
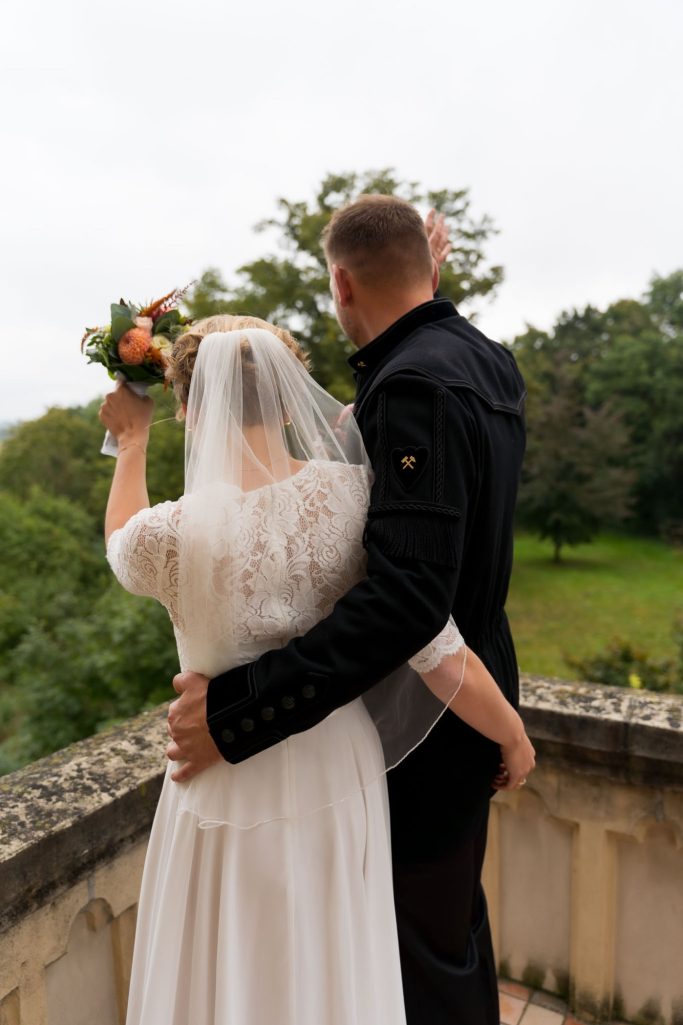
[99,382,153,543]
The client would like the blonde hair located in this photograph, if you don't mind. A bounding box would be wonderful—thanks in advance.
[166,314,311,411]
[322,194,432,287]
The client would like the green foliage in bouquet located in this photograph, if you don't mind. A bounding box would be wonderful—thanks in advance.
[82,287,193,384]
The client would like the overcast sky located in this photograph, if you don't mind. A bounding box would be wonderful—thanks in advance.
[1,0,681,424]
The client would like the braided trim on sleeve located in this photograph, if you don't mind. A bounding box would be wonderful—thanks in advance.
[368,501,461,519]
[433,388,446,504]
[376,391,388,503]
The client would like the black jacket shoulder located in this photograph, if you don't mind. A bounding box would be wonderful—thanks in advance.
[357,313,526,418]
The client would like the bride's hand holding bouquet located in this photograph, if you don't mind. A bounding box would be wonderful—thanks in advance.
[82,286,193,455]
[89,285,192,539]
[98,381,154,454]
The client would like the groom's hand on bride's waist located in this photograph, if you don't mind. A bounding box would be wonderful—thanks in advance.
[167,671,222,782]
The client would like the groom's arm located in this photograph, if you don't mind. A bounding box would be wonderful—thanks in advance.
[206,374,475,763]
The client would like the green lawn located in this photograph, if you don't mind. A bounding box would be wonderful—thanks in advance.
[507,533,683,678]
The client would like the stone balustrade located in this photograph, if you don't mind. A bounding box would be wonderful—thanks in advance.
[483,678,683,1025]
[1,678,682,1025]
[0,708,166,1025]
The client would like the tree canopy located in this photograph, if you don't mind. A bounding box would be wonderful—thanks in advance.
[511,270,683,547]
[186,168,503,402]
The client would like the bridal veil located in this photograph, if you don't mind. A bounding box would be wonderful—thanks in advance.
[175,328,465,829]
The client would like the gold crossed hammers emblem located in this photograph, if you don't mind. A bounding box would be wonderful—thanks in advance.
[401,455,417,470]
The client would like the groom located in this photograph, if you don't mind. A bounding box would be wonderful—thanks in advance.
[168,195,526,1025]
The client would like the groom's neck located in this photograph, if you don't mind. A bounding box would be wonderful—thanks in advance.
[353,285,436,348]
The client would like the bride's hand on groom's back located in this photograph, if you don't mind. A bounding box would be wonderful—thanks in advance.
[167,671,222,782]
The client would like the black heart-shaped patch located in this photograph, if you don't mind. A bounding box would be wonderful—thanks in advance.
[391,447,430,491]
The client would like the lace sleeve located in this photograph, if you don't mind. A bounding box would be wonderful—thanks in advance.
[408,616,465,674]
[106,500,181,613]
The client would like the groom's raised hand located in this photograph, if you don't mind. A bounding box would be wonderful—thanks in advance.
[425,208,452,268]
[167,671,222,782]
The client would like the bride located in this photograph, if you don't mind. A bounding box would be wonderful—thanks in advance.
[100,313,534,1025]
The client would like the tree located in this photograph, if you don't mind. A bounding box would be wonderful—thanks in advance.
[3,581,177,770]
[510,305,610,402]
[186,169,504,402]
[647,269,683,335]
[517,361,635,562]
[0,389,185,530]
[0,393,185,775]
[511,273,683,540]
[0,488,109,772]
[0,407,111,522]
[0,484,180,773]
[582,288,683,536]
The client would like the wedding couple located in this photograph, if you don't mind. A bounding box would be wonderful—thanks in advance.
[100,194,533,1025]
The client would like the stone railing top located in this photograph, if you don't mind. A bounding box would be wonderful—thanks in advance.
[1,677,682,930]
[519,675,683,787]
[0,706,167,932]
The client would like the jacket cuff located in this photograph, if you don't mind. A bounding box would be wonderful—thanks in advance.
[206,664,331,763]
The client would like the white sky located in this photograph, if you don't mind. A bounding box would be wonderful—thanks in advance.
[1,0,681,423]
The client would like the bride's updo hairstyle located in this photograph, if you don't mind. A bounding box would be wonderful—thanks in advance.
[322,194,433,289]
[166,314,311,418]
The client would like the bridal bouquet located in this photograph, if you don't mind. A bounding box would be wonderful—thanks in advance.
[81,286,193,384]
[82,286,193,455]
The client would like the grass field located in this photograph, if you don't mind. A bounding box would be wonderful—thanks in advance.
[507,533,683,678]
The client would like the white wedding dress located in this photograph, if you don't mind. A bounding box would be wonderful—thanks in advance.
[107,460,463,1025]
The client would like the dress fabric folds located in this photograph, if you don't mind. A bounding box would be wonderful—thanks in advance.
[124,715,403,1025]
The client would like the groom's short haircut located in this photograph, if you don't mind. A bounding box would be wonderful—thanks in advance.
[323,195,433,288]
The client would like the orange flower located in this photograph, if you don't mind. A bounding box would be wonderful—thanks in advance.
[118,327,151,365]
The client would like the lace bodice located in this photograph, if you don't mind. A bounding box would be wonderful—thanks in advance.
[106,461,463,676]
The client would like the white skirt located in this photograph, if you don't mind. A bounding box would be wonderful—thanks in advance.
[125,700,407,1025]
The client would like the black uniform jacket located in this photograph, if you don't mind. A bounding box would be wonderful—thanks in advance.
[206,298,526,767]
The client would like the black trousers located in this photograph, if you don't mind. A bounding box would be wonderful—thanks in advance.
[388,713,500,1025]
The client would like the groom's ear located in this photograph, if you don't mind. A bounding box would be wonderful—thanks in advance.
[332,264,353,308]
